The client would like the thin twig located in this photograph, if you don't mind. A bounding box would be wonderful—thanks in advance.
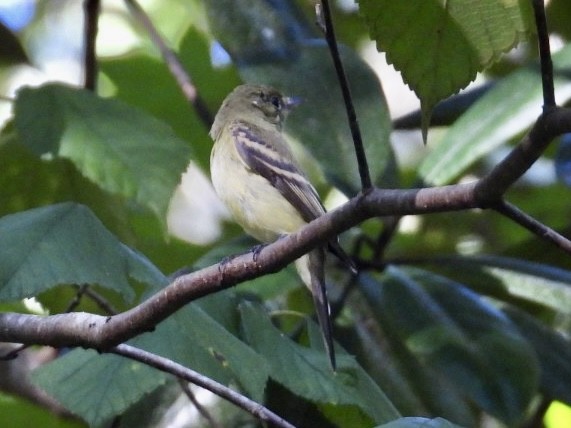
[330,276,357,320]
[316,1,372,191]
[83,287,119,315]
[82,0,100,91]
[111,344,296,428]
[493,199,571,254]
[532,0,555,109]
[65,284,90,313]
[178,379,223,428]
[123,0,213,127]
[372,217,401,261]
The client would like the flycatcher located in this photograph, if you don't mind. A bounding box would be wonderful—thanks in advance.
[210,84,355,369]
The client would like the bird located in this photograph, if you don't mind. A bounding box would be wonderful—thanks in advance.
[209,84,356,369]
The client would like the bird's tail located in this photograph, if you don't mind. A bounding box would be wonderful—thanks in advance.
[296,249,336,370]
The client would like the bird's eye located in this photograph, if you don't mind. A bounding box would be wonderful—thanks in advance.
[270,95,281,109]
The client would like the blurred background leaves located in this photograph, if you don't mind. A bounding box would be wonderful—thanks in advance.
[1,1,571,427]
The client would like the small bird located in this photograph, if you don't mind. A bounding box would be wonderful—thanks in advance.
[210,84,355,369]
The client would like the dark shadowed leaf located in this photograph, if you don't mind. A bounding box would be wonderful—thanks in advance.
[505,307,571,405]
[0,21,29,65]
[361,266,538,425]
[375,417,465,428]
[240,301,400,425]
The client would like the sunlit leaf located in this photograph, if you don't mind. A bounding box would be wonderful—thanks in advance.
[419,44,571,185]
[0,390,83,428]
[357,0,533,137]
[14,84,192,219]
[425,256,571,315]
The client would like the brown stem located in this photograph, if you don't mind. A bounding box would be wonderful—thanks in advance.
[82,0,100,91]
[111,344,295,428]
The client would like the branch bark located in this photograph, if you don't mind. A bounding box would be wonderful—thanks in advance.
[0,180,513,347]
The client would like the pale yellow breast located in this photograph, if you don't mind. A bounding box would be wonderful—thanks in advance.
[211,129,307,243]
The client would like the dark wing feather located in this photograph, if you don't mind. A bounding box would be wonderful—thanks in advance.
[231,121,357,274]
[231,121,325,222]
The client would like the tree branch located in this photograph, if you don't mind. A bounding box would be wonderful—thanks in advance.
[1,96,571,383]
[110,344,295,428]
[475,107,571,203]
[493,200,571,253]
[0,182,483,348]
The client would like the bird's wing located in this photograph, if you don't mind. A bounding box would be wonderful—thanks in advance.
[231,121,325,222]
[231,121,358,274]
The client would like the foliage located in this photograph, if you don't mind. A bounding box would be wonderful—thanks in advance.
[1,0,571,427]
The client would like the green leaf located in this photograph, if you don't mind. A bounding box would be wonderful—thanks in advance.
[13,84,192,219]
[0,203,166,301]
[376,417,465,428]
[419,43,571,185]
[100,26,242,171]
[425,256,571,315]
[205,0,395,194]
[505,307,571,404]
[363,266,537,424]
[411,269,539,421]
[32,295,270,425]
[101,54,211,168]
[240,301,400,424]
[169,301,270,402]
[0,131,133,238]
[32,349,166,426]
[0,391,83,428]
[357,0,533,135]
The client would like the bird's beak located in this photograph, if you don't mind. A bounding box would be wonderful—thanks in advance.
[283,96,302,110]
